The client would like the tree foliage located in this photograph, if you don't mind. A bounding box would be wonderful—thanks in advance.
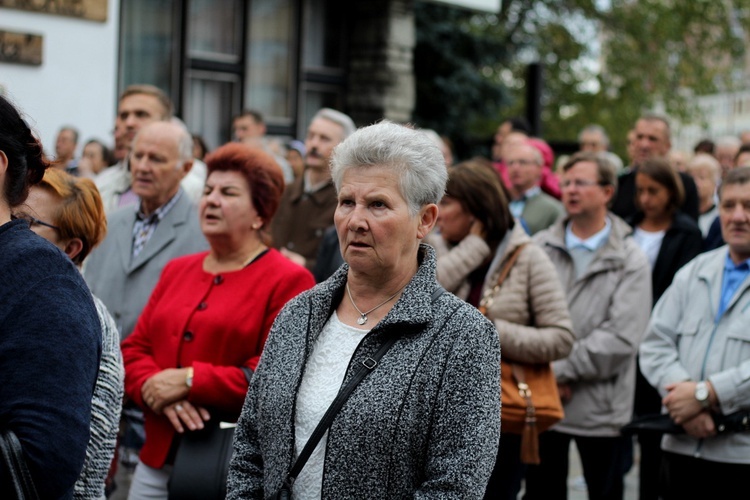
[413,0,747,161]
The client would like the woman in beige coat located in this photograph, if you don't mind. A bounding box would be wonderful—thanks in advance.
[427,158,574,500]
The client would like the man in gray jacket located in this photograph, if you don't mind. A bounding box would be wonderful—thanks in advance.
[639,166,750,498]
[528,151,652,500]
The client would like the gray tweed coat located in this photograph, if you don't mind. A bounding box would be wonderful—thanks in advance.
[226,244,501,499]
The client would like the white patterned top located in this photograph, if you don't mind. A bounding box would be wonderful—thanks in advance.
[293,312,369,500]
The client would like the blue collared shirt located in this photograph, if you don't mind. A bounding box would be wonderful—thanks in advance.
[565,217,612,279]
[565,216,612,252]
[509,186,541,219]
[716,252,750,321]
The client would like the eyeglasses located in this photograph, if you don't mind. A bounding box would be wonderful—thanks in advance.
[506,159,538,167]
[560,179,608,189]
[12,213,61,231]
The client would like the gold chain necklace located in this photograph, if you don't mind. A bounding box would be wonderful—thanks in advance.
[346,282,407,325]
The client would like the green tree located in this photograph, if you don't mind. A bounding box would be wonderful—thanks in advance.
[413,0,747,162]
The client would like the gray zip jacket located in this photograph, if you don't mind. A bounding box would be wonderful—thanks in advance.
[640,246,750,463]
[534,215,652,436]
[226,244,502,499]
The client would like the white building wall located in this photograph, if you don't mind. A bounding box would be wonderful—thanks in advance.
[672,89,750,153]
[0,0,120,159]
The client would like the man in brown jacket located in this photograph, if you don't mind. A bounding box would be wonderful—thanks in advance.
[271,108,355,274]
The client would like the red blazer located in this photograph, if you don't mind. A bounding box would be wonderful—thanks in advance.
[121,248,315,468]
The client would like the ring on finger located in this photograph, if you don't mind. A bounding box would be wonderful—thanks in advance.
[175,404,183,411]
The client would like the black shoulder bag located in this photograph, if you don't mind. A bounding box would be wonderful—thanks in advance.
[273,286,446,500]
[0,429,40,500]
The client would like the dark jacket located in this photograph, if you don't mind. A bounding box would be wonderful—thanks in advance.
[627,211,704,305]
[627,211,703,417]
[271,176,338,272]
[0,220,101,499]
[227,244,502,499]
[612,169,700,222]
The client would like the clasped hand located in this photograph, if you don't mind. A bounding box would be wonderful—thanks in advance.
[141,368,211,432]
[663,381,717,439]
[141,368,190,413]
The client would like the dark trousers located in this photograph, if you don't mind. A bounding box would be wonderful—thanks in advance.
[524,430,630,500]
[660,451,750,499]
[484,433,526,500]
[634,361,663,500]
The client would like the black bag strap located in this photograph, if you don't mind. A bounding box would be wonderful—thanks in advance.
[0,429,40,500]
[280,286,446,492]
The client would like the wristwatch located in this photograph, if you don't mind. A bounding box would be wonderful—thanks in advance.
[695,381,710,408]
[185,366,194,389]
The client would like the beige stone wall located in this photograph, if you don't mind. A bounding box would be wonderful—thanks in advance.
[347,0,415,126]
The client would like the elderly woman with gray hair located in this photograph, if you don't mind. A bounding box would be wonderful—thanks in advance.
[227,120,502,499]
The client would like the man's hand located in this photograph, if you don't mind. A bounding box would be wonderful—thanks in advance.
[558,383,572,403]
[163,400,211,433]
[663,381,704,424]
[682,411,717,439]
[141,368,191,413]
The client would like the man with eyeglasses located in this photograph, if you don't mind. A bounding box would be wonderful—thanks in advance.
[527,151,652,500]
[505,140,564,235]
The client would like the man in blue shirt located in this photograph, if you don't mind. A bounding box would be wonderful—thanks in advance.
[639,166,750,498]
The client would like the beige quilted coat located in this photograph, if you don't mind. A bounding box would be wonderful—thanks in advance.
[427,222,574,364]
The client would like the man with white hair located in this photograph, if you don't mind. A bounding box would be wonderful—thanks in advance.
[84,121,209,498]
[715,135,742,178]
[578,124,624,172]
[84,121,209,341]
[271,108,356,274]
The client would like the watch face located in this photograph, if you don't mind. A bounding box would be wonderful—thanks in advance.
[696,383,709,401]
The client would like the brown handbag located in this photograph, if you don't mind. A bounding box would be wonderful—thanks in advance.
[479,243,564,465]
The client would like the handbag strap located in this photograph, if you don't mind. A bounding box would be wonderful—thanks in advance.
[0,429,40,500]
[477,243,535,414]
[281,286,447,489]
[479,243,528,316]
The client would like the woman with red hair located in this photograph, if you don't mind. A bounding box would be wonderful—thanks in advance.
[121,143,315,498]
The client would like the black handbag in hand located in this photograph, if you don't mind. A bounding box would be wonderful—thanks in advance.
[168,367,253,500]
[168,419,236,500]
[0,429,40,500]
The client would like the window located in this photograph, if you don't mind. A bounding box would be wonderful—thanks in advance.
[245,0,297,125]
[119,0,179,99]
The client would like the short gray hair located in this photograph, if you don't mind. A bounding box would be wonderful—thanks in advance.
[330,120,448,215]
[133,120,194,168]
[715,135,741,150]
[686,153,720,182]
[169,117,197,163]
[578,124,609,147]
[719,166,750,199]
[313,108,356,140]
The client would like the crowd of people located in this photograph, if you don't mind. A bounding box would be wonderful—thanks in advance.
[1,82,749,500]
